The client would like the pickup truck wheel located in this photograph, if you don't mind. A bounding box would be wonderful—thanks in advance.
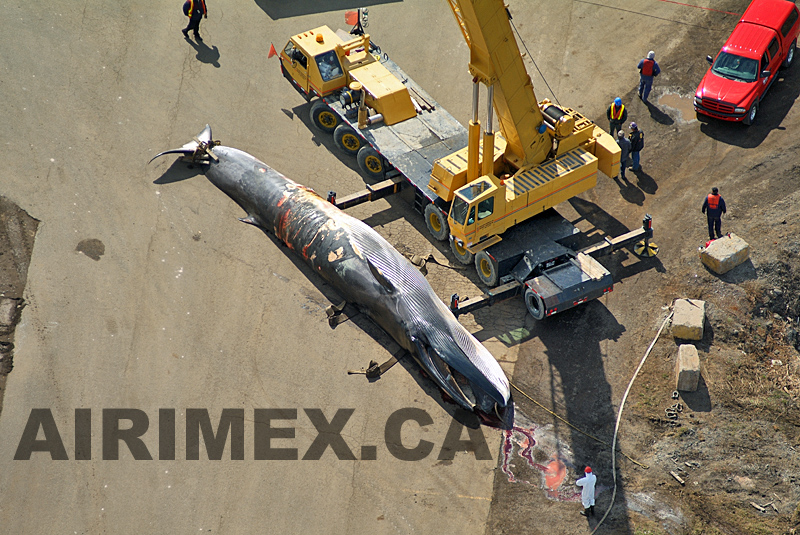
[333,124,363,156]
[524,287,546,320]
[424,203,449,241]
[475,251,499,287]
[357,146,386,180]
[450,238,474,265]
[783,41,796,69]
[743,102,757,126]
[310,100,339,133]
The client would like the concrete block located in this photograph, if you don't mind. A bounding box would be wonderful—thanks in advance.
[672,299,705,340]
[676,344,700,392]
[699,233,750,274]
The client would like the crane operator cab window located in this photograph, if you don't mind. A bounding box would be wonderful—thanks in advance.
[316,51,344,82]
[451,179,492,226]
[477,197,494,221]
[284,42,307,70]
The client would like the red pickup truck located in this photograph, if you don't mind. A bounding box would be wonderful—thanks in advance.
[694,0,800,125]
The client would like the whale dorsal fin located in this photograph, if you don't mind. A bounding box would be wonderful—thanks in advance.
[366,257,394,294]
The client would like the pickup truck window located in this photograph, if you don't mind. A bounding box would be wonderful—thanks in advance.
[781,8,799,37]
[768,38,780,62]
[762,53,769,73]
[712,52,759,82]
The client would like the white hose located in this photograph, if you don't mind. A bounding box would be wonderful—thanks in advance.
[591,308,674,533]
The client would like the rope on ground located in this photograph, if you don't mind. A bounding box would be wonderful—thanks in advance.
[591,308,674,534]
[510,382,648,469]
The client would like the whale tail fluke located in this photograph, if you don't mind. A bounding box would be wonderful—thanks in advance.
[149,125,218,164]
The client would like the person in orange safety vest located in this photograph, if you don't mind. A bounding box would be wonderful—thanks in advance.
[182,0,208,42]
[606,98,627,138]
[637,51,661,102]
[701,187,727,241]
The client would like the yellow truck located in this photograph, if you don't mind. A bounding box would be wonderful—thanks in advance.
[279,4,654,319]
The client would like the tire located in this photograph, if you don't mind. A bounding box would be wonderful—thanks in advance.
[333,124,363,156]
[524,287,546,320]
[310,100,339,133]
[424,203,449,241]
[743,102,757,126]
[450,237,474,265]
[782,40,796,69]
[475,251,499,287]
[357,145,385,180]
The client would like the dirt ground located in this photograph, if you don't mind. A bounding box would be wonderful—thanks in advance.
[484,2,800,534]
[1,1,799,534]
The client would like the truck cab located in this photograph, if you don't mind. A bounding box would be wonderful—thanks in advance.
[449,178,503,252]
[694,0,800,125]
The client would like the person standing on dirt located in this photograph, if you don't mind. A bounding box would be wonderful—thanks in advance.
[576,466,597,517]
[606,98,627,139]
[637,50,661,103]
[628,122,644,172]
[182,0,208,42]
[702,187,727,241]
[616,130,631,181]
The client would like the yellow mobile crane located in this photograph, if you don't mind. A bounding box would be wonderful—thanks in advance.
[279,4,655,319]
[427,1,619,268]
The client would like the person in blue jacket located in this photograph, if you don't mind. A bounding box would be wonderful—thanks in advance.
[702,187,727,240]
[637,51,661,102]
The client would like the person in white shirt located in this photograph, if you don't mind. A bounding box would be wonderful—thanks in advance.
[576,466,597,517]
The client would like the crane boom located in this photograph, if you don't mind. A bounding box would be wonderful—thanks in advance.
[445,0,549,168]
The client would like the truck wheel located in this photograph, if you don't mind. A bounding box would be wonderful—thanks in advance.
[524,287,546,320]
[424,203,449,241]
[357,146,385,180]
[743,102,757,126]
[783,41,796,69]
[450,238,474,265]
[310,100,339,133]
[475,251,499,287]
[333,124,363,156]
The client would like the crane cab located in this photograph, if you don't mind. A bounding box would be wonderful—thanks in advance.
[280,26,348,99]
[279,26,417,125]
[448,177,505,248]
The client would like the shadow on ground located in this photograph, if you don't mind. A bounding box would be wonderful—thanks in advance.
[255,0,401,20]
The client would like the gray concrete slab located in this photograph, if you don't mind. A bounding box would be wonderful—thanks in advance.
[0,2,505,533]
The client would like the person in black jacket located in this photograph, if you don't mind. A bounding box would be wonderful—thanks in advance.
[701,187,727,240]
[182,0,208,41]
[628,122,644,171]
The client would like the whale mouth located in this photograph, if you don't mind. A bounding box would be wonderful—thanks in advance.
[412,335,512,428]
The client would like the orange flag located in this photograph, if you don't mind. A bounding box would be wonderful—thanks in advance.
[344,10,358,26]
[268,43,278,58]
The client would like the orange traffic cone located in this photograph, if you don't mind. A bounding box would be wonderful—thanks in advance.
[268,43,277,58]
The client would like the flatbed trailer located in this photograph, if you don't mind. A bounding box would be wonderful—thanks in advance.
[450,214,655,319]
